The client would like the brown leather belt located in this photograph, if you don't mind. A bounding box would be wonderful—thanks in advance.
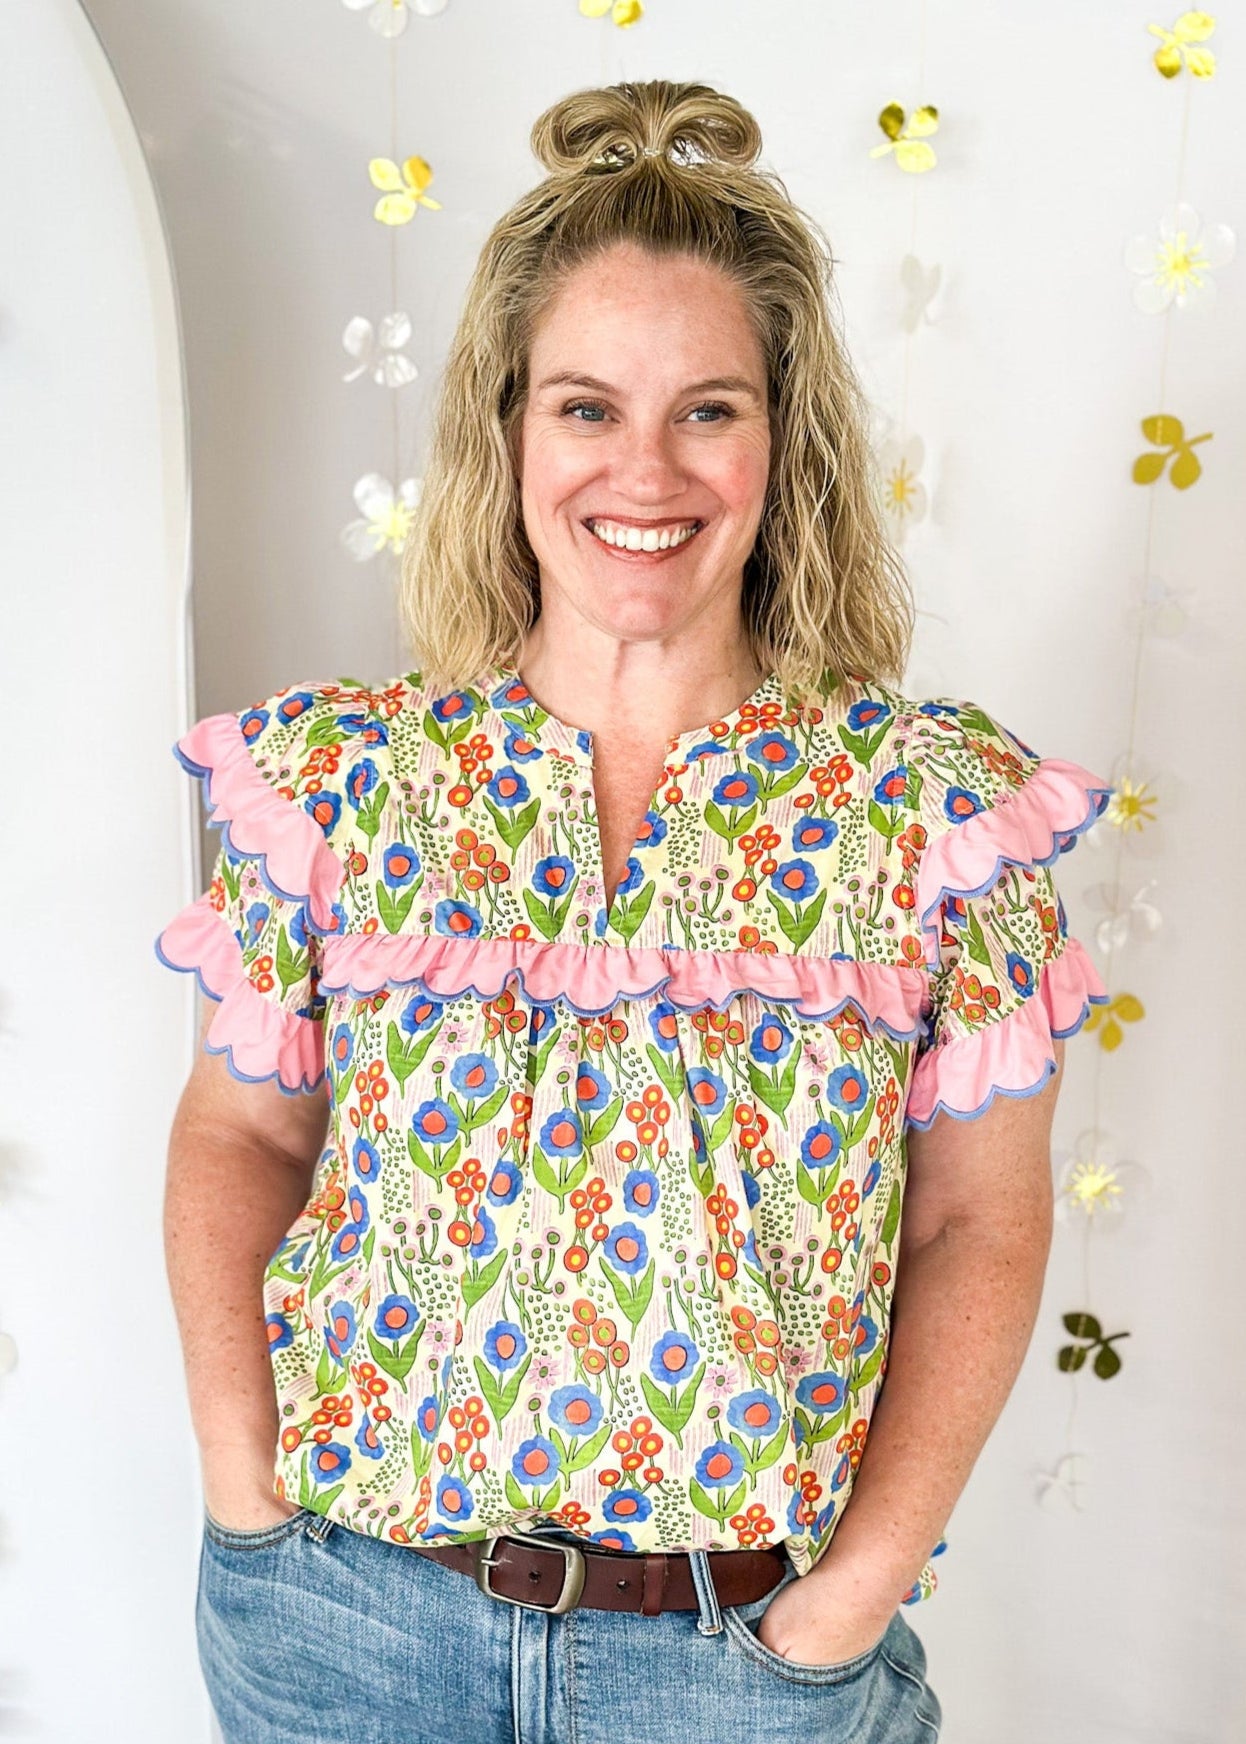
[412,1525,789,1616]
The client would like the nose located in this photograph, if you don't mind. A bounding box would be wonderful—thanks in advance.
[606,419,689,503]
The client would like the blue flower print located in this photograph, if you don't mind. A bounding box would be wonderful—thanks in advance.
[532,856,577,901]
[623,1169,660,1216]
[243,899,271,947]
[355,1413,385,1461]
[414,1395,440,1442]
[744,732,800,776]
[650,1330,700,1387]
[1006,953,1036,998]
[502,725,543,763]
[265,1312,294,1354]
[847,698,893,732]
[548,1385,604,1437]
[574,1063,611,1112]
[825,1064,870,1115]
[943,784,986,825]
[324,1300,357,1363]
[873,765,908,808]
[412,1098,460,1147]
[434,899,483,938]
[592,1525,639,1551]
[796,1371,848,1416]
[374,1294,420,1341]
[304,789,342,838]
[310,1441,352,1485]
[430,686,475,728]
[383,842,421,887]
[686,1066,727,1119]
[346,757,381,809]
[539,1109,583,1158]
[511,1436,562,1488]
[352,1136,381,1182]
[801,1119,842,1172]
[401,992,444,1035]
[275,691,315,728]
[337,712,389,750]
[602,1490,652,1526]
[487,766,530,808]
[769,860,819,904]
[648,1001,682,1054]
[604,1222,649,1276]
[741,1167,762,1210]
[792,816,839,853]
[613,857,645,899]
[485,1158,523,1205]
[436,1475,474,1522]
[695,1440,745,1488]
[483,1321,528,1372]
[727,1390,783,1439]
[749,1013,793,1065]
[634,812,668,851]
[328,1023,354,1079]
[451,1053,499,1099]
[238,705,271,743]
[712,768,760,809]
[469,1204,498,1260]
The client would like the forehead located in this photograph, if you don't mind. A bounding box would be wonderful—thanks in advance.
[528,246,765,381]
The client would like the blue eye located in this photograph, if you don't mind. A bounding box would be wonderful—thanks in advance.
[561,400,735,424]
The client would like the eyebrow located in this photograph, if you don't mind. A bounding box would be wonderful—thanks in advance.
[535,370,762,402]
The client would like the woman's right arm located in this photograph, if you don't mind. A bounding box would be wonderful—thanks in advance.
[163,996,331,1529]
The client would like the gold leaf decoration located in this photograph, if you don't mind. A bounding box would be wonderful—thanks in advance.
[1131,413,1212,488]
[1147,11,1217,79]
[579,0,644,23]
[1083,994,1146,1052]
[369,156,443,225]
[869,103,939,173]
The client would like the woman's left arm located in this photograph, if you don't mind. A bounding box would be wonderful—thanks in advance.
[760,1040,1063,1663]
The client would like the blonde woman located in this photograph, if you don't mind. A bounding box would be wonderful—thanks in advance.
[158,79,1112,1744]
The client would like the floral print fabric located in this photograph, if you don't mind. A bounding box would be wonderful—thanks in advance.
[155,664,1114,1601]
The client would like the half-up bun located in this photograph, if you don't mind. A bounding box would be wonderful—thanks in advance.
[530,79,762,176]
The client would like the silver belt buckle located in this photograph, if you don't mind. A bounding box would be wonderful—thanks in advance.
[473,1526,588,1615]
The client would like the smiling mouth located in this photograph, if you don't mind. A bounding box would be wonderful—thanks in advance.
[582,518,706,555]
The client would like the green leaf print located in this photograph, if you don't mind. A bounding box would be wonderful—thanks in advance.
[585,1099,624,1148]
[505,1470,529,1511]
[408,1128,453,1184]
[766,885,828,949]
[220,854,242,905]
[708,1101,737,1157]
[722,1479,748,1517]
[646,1043,685,1103]
[756,765,806,804]
[315,1342,346,1396]
[474,1350,532,1424]
[753,1423,788,1474]
[354,779,390,843]
[386,1021,439,1091]
[964,902,993,968]
[459,1082,511,1136]
[304,712,349,751]
[523,886,565,942]
[840,1101,876,1150]
[881,1178,902,1247]
[689,1477,722,1522]
[704,798,758,843]
[274,926,310,999]
[797,1157,837,1209]
[836,723,891,767]
[608,878,655,946]
[377,878,420,935]
[639,1371,684,1436]
[461,1246,508,1312]
[367,1319,425,1383]
[420,706,456,754]
[566,1421,615,1474]
[532,1146,588,1205]
[850,1343,885,1397]
[483,792,541,854]
[867,798,905,844]
[747,1052,798,1119]
[602,1256,656,1331]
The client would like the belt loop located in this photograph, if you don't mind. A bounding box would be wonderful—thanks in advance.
[305,1511,334,1544]
[688,1547,724,1636]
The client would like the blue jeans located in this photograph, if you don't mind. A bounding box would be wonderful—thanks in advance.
[197,1508,942,1742]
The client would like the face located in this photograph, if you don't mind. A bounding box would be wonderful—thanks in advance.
[514,243,772,647]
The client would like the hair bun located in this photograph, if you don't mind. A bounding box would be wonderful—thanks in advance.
[531,79,762,177]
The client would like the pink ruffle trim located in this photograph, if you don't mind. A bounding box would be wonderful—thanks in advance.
[916,757,1114,937]
[174,712,346,937]
[905,937,1107,1129]
[154,894,326,1095]
[319,932,931,1038]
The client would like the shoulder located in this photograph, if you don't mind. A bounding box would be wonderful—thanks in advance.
[901,693,1044,833]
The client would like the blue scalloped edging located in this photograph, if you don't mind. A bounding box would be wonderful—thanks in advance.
[203,1038,327,1098]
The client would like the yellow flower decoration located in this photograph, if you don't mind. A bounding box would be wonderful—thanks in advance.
[1147,11,1216,79]
[1131,413,1212,488]
[1103,775,1159,833]
[579,0,644,24]
[869,103,939,173]
[1064,1155,1124,1218]
[369,156,443,226]
[1083,994,1146,1052]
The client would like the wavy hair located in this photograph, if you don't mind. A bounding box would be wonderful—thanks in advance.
[399,79,914,706]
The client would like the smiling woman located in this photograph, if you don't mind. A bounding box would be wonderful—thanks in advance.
[158,75,1111,1744]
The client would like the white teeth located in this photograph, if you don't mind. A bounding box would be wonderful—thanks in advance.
[587,520,700,551]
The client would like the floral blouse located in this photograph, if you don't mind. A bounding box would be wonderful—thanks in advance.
[155,662,1113,1603]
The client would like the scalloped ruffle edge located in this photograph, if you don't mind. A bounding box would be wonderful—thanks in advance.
[319,932,931,1038]
[904,937,1107,1130]
[173,712,347,938]
[916,757,1115,937]
[155,893,327,1095]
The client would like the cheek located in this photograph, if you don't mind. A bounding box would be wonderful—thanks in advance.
[709,441,770,515]
[521,430,596,517]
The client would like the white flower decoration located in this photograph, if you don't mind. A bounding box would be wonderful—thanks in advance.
[898,255,942,332]
[1053,1128,1149,1228]
[1123,201,1236,314]
[341,472,422,560]
[1126,571,1195,641]
[341,0,447,35]
[1035,1451,1090,1513]
[342,312,420,387]
[1082,876,1162,956]
[876,434,928,543]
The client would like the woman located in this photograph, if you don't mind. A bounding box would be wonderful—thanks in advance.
[157,79,1113,1744]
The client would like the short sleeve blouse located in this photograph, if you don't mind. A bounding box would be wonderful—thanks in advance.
[154,664,1114,1601]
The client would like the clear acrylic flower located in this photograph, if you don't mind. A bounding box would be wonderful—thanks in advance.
[876,434,928,544]
[341,472,422,560]
[341,0,448,35]
[1035,1451,1091,1513]
[1053,1127,1149,1228]
[1123,201,1236,314]
[1082,875,1162,956]
[1125,570,1195,641]
[342,312,420,387]
[898,254,942,332]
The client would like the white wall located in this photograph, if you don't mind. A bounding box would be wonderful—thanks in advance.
[0,1,208,1737]
[8,0,1243,1738]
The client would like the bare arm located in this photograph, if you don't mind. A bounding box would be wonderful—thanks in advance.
[759,1040,1063,1663]
[164,997,330,1526]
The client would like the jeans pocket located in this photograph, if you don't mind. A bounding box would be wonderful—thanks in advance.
[202,1503,313,1550]
[721,1565,891,1686]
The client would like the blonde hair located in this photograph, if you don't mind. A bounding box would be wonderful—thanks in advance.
[400,79,914,707]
